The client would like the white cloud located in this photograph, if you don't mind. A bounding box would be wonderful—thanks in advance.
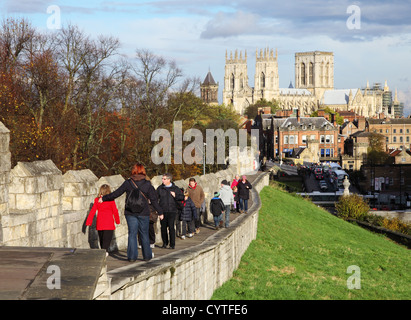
[200,10,277,39]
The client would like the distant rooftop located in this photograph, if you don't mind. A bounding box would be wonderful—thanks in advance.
[202,71,217,85]
[280,88,312,95]
[321,89,359,105]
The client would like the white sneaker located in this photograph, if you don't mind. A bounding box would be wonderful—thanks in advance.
[150,244,155,248]
[152,252,155,258]
[187,233,193,238]
[181,235,186,240]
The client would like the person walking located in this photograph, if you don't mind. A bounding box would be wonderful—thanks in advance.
[86,184,120,256]
[156,173,184,249]
[187,178,205,234]
[210,191,225,230]
[237,175,252,213]
[230,174,240,189]
[232,186,239,213]
[231,174,241,212]
[180,190,197,239]
[219,180,234,228]
[99,163,163,262]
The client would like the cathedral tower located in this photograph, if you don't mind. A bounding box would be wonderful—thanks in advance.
[222,49,252,114]
[254,48,279,102]
[295,51,334,100]
[200,70,219,105]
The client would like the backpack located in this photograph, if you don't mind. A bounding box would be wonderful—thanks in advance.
[210,198,224,216]
[125,179,148,213]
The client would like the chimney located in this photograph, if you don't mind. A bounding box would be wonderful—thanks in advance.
[357,117,365,130]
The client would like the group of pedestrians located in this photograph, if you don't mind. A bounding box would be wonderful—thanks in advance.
[209,175,253,229]
[85,162,252,262]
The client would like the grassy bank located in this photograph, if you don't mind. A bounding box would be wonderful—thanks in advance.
[212,184,411,300]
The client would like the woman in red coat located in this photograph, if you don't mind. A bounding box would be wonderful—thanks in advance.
[86,184,120,255]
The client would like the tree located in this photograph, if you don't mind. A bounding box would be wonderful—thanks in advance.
[367,132,388,165]
[244,99,279,119]
[335,194,370,221]
[130,49,183,132]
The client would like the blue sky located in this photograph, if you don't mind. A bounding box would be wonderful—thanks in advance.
[2,0,411,116]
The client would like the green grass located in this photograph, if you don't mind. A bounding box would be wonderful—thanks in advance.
[211,184,411,300]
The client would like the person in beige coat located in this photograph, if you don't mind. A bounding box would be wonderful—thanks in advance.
[187,178,205,234]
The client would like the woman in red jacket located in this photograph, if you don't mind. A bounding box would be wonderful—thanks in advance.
[86,184,120,255]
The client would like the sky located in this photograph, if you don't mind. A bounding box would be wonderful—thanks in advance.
[1,0,411,116]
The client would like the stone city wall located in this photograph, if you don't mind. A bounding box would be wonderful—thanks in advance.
[106,172,269,300]
[0,121,259,250]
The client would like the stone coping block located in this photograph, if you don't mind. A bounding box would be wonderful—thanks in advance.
[12,160,61,177]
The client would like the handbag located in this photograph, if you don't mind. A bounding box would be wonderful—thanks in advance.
[129,179,158,223]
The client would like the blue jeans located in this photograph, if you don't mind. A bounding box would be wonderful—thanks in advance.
[125,215,152,261]
[213,214,222,227]
[239,198,248,212]
[224,205,230,227]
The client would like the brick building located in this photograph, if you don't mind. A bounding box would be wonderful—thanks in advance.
[258,111,343,164]
[366,118,411,150]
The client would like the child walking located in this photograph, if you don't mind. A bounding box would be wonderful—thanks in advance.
[86,184,120,256]
[210,191,225,230]
[180,190,197,239]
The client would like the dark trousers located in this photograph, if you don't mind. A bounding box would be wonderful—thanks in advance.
[160,211,177,248]
[138,221,156,245]
[98,230,114,252]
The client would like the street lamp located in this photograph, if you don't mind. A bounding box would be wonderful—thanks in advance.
[203,142,207,175]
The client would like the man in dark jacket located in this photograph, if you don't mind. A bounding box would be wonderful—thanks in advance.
[156,173,184,249]
[237,175,252,213]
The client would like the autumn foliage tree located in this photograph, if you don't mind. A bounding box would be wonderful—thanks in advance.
[0,18,242,180]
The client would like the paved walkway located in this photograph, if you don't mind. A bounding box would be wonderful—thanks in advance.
[0,247,106,300]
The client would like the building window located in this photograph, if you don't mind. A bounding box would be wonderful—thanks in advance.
[320,135,325,143]
[320,149,325,157]
[284,136,288,144]
[289,135,295,144]
[386,137,389,143]
[302,135,307,143]
[309,62,314,85]
[393,129,396,133]
[400,136,403,143]
[325,135,330,143]
[261,72,265,88]
[301,62,306,86]
[407,136,410,143]
[393,137,397,143]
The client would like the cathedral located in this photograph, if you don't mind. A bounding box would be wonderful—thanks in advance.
[212,48,397,119]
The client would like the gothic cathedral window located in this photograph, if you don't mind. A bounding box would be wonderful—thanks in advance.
[301,63,306,86]
[261,72,265,88]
